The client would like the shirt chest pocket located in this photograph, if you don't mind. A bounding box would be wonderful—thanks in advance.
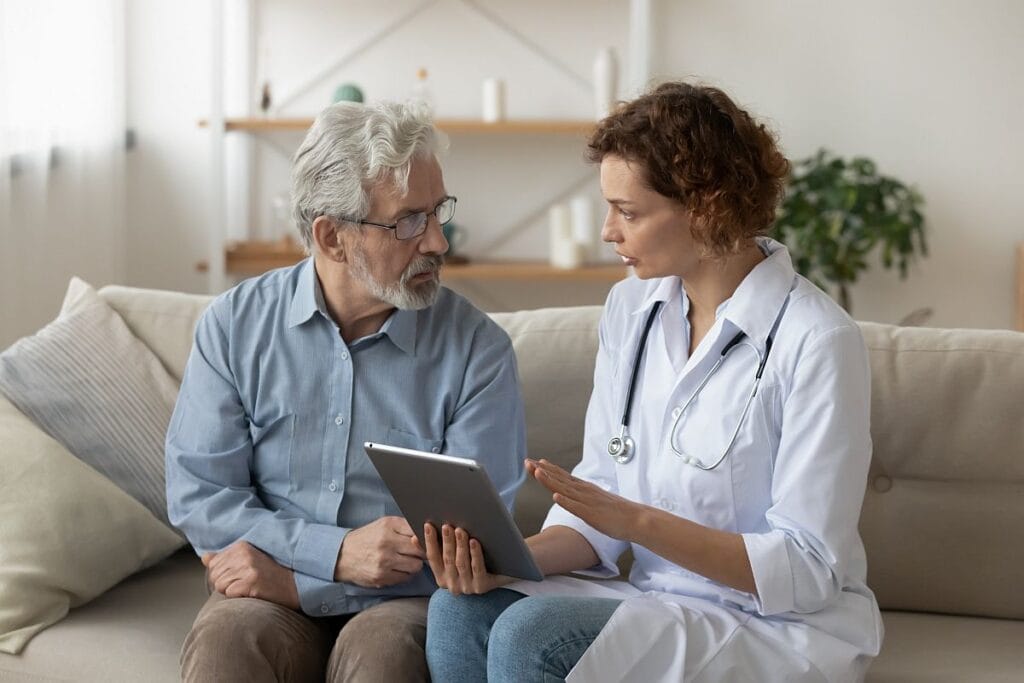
[249,413,295,495]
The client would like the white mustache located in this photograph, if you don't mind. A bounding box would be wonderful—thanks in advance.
[400,256,443,285]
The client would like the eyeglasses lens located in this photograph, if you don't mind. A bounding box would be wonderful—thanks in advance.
[396,212,428,240]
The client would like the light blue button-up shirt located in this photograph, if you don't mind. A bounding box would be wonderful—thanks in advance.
[166,258,526,616]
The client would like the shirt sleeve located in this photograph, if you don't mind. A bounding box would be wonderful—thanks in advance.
[542,304,629,578]
[441,323,527,512]
[742,324,873,616]
[165,302,347,583]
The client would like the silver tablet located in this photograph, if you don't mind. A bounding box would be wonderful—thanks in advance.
[364,442,543,582]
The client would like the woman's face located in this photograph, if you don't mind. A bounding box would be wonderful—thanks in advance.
[599,154,700,279]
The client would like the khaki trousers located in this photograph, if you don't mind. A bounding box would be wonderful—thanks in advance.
[181,592,430,683]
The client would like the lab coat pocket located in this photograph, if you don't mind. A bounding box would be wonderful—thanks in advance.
[249,413,295,496]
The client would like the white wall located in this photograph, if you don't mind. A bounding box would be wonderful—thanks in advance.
[655,0,1024,328]
[117,0,1023,326]
[124,0,212,296]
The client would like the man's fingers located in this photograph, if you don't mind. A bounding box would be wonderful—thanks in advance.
[397,535,426,560]
[201,553,215,567]
[387,516,416,537]
[207,561,231,586]
[212,568,235,594]
[393,555,424,575]
[223,577,248,598]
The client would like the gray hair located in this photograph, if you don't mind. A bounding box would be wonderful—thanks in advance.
[290,100,447,252]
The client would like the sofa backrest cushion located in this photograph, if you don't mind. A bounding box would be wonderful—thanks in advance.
[491,306,604,538]
[859,322,1024,619]
[99,285,212,384]
[99,284,1024,620]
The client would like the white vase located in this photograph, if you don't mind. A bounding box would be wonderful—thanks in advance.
[549,204,582,269]
[593,47,618,120]
[570,194,596,263]
[482,78,506,123]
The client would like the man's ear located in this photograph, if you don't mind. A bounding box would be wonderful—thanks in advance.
[312,216,347,262]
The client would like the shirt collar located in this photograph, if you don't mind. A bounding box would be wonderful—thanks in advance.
[287,258,321,328]
[381,308,418,355]
[287,258,419,355]
[627,237,795,348]
[630,276,682,317]
[720,237,796,348]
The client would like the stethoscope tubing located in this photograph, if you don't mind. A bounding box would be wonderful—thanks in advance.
[609,303,774,469]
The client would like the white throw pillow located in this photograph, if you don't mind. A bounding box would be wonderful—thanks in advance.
[0,278,179,526]
[0,396,183,654]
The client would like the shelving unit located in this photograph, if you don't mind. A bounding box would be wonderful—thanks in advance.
[195,238,627,282]
[203,0,652,293]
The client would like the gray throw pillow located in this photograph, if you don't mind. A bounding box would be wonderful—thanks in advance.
[0,280,179,528]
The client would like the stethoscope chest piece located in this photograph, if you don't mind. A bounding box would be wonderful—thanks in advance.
[607,432,634,464]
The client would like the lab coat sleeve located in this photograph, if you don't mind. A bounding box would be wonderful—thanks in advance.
[542,304,630,578]
[742,324,872,616]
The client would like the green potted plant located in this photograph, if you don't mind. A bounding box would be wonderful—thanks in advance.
[771,149,927,314]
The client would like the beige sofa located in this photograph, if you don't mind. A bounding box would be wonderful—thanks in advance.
[1,283,1022,682]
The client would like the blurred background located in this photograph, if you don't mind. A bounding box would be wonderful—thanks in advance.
[2,0,1022,349]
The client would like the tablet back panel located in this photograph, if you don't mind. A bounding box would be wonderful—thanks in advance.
[365,443,542,581]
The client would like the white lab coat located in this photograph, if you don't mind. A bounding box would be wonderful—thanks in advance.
[510,240,883,681]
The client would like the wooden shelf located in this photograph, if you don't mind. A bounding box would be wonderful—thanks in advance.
[443,261,626,282]
[196,239,626,282]
[198,117,596,135]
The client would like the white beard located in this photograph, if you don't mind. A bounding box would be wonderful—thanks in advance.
[350,244,442,311]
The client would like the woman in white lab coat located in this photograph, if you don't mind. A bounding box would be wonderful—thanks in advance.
[422,82,883,682]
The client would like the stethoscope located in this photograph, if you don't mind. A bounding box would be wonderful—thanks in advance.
[606,301,774,469]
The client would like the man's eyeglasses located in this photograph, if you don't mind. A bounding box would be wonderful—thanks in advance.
[342,196,457,240]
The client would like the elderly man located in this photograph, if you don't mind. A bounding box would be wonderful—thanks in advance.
[166,101,526,682]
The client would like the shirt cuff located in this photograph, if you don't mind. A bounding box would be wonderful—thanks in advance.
[292,524,349,582]
[543,505,625,578]
[742,530,795,616]
[294,572,347,616]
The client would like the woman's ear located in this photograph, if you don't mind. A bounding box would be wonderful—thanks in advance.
[312,216,347,262]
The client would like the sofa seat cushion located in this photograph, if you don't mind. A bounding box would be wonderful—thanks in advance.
[867,611,1024,681]
[0,551,207,682]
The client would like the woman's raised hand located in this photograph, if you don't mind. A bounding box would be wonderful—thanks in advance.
[417,522,513,596]
[527,458,643,542]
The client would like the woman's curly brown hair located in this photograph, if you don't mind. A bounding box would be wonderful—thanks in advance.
[587,81,789,258]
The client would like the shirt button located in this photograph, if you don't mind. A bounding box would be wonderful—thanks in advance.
[328,480,338,492]
[431,447,440,453]
[341,351,349,361]
[672,407,683,418]
[320,603,329,614]
[335,414,344,426]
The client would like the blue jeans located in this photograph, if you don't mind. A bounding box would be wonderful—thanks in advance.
[426,588,621,682]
